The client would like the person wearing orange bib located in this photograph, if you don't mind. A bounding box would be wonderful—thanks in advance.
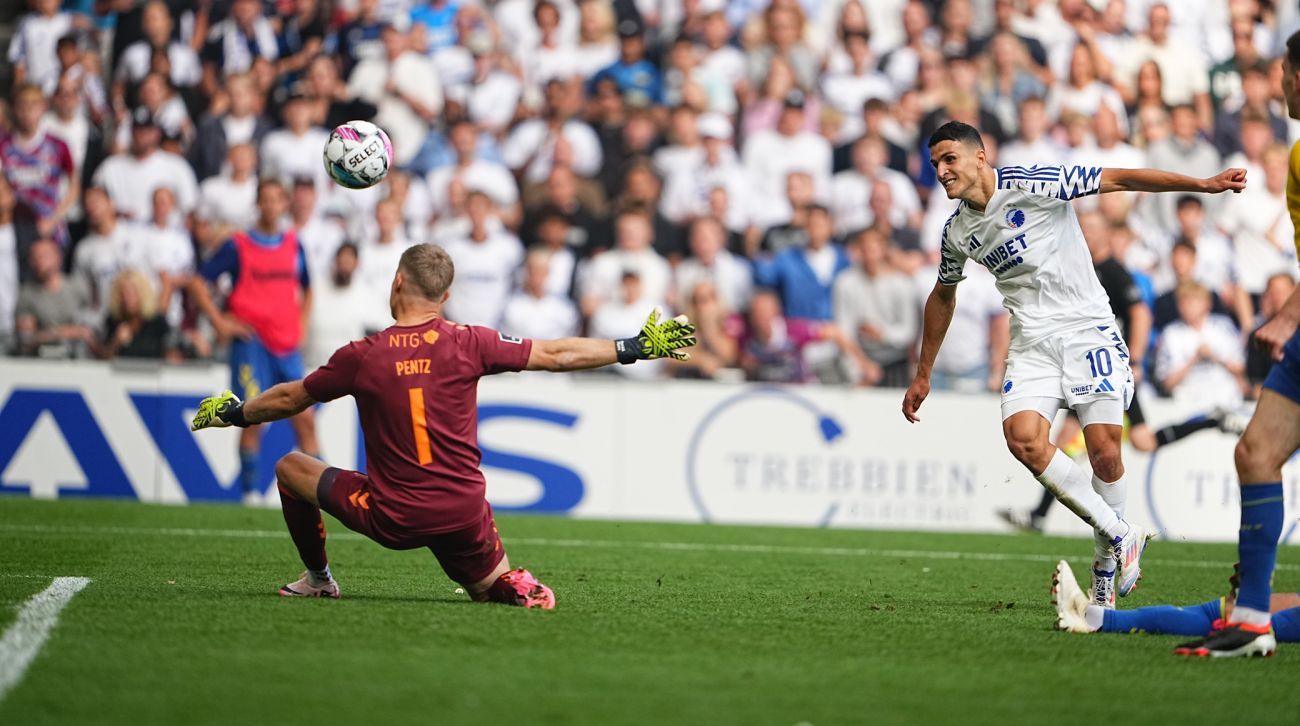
[190,178,317,504]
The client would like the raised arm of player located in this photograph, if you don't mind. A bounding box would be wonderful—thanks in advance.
[191,381,316,430]
[526,338,621,371]
[527,308,697,372]
[902,281,958,423]
[1098,167,1247,195]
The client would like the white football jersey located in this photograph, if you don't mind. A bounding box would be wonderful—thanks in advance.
[937,165,1113,347]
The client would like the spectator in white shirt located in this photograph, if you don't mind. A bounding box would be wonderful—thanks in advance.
[288,177,346,285]
[674,217,753,314]
[92,107,198,223]
[8,0,74,92]
[833,227,920,387]
[1046,42,1127,131]
[427,120,520,227]
[42,76,90,174]
[461,37,525,135]
[589,269,664,380]
[831,134,922,237]
[198,143,259,232]
[529,206,579,298]
[71,187,132,325]
[133,187,195,328]
[1156,281,1246,410]
[520,0,580,90]
[501,249,580,341]
[305,243,370,368]
[694,5,746,115]
[661,112,753,234]
[653,105,705,181]
[580,208,672,318]
[1117,3,1213,128]
[355,197,415,332]
[0,180,18,343]
[441,192,526,328]
[574,0,619,80]
[260,89,332,193]
[201,0,280,89]
[743,91,832,222]
[998,95,1064,169]
[929,264,1010,393]
[1218,142,1297,298]
[382,170,433,244]
[113,1,202,105]
[347,22,442,168]
[502,79,603,184]
[822,30,897,144]
[112,71,193,154]
[1139,103,1222,232]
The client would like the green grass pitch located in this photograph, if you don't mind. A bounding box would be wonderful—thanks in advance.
[2,497,1299,725]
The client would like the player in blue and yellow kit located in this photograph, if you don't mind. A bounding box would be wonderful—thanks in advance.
[189,179,318,504]
[1177,30,1300,658]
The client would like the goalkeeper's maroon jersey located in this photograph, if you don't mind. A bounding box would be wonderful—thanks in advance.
[304,317,532,534]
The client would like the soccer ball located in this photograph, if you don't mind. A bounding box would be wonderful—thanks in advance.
[323,120,393,189]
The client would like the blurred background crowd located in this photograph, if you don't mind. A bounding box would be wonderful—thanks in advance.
[0,0,1296,407]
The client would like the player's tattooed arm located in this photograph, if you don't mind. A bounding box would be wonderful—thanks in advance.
[1098,167,1247,195]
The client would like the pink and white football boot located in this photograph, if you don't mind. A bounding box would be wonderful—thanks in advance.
[278,572,340,599]
[493,568,555,609]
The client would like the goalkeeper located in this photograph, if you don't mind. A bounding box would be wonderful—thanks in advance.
[191,243,695,609]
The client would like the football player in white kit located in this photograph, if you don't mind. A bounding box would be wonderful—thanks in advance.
[902,122,1247,605]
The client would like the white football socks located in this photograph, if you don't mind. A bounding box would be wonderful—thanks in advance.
[1083,604,1105,631]
[1035,449,1127,540]
[308,565,333,586]
[1092,472,1128,570]
[1230,606,1272,627]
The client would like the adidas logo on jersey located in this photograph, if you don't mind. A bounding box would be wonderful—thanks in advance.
[1094,379,1115,394]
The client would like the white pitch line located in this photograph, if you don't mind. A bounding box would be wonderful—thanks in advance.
[0,522,1291,572]
[0,577,90,704]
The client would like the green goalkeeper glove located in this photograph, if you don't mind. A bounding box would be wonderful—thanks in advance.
[615,308,697,364]
[191,390,250,431]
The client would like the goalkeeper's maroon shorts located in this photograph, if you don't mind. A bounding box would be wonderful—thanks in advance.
[317,467,506,585]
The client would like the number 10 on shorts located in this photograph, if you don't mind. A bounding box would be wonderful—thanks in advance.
[1085,348,1113,378]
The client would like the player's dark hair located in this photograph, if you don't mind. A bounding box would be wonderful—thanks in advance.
[928,121,985,150]
[1287,30,1300,69]
[399,244,455,301]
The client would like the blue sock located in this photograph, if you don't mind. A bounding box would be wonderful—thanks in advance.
[239,449,260,494]
[1100,599,1222,636]
[1271,605,1300,643]
[1237,483,1285,613]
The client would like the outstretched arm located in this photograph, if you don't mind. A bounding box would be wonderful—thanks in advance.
[902,282,958,423]
[191,382,315,430]
[526,338,619,372]
[526,308,697,372]
[1099,167,1246,195]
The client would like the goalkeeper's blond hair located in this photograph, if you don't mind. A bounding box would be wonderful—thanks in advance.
[398,243,455,301]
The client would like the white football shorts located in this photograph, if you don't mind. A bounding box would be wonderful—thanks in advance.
[999,323,1134,426]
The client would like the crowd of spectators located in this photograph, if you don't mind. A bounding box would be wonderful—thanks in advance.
[0,0,1297,403]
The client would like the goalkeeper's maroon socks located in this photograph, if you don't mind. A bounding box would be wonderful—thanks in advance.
[278,482,329,577]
